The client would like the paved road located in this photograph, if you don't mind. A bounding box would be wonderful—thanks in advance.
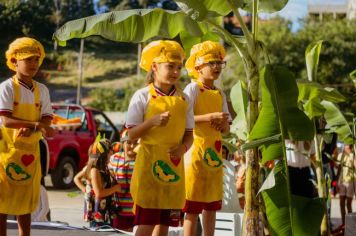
[7,176,356,235]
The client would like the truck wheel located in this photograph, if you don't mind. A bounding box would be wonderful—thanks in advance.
[51,155,77,189]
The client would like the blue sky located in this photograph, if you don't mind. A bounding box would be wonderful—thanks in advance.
[273,0,347,31]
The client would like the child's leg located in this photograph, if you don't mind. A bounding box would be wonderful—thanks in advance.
[17,214,31,236]
[135,225,155,236]
[340,195,346,224]
[152,224,169,236]
[202,210,216,236]
[184,213,199,236]
[0,213,7,236]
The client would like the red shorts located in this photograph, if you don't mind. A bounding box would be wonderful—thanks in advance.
[183,200,222,214]
[112,215,135,230]
[134,205,182,227]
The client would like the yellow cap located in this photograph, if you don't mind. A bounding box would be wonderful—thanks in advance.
[5,37,45,71]
[185,41,225,78]
[140,40,185,72]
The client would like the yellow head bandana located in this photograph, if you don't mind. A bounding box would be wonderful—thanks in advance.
[185,41,225,79]
[5,37,45,71]
[140,40,185,72]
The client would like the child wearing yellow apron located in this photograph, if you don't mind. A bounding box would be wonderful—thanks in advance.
[126,40,194,236]
[0,37,54,236]
[183,41,231,236]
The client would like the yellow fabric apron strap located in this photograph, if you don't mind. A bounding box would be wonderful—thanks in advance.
[12,77,40,108]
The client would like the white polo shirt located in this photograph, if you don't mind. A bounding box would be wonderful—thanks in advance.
[285,140,315,168]
[0,78,53,119]
[126,85,194,131]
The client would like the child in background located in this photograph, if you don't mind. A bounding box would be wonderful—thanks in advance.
[183,41,231,236]
[126,40,194,236]
[336,144,356,226]
[108,129,137,231]
[0,37,54,236]
[75,138,122,229]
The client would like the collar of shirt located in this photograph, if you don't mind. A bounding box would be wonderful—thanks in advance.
[154,85,176,96]
[14,78,34,92]
[201,82,216,90]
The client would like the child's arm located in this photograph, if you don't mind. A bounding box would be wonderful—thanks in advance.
[1,115,54,137]
[167,131,193,159]
[91,168,121,199]
[74,168,87,193]
[128,111,170,140]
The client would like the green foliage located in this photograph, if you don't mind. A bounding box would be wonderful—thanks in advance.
[88,76,144,111]
[262,162,325,236]
[53,8,205,46]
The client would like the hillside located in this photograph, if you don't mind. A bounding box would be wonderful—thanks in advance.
[39,48,138,104]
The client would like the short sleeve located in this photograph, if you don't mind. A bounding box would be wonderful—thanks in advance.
[126,89,148,128]
[0,80,13,116]
[183,82,198,107]
[39,84,53,119]
[184,93,194,131]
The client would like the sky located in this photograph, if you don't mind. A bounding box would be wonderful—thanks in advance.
[272,0,347,31]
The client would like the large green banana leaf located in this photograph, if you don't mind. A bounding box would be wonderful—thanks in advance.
[174,0,289,21]
[249,65,314,143]
[230,80,248,141]
[53,9,204,46]
[174,0,231,20]
[262,162,325,236]
[297,80,346,119]
[305,40,323,82]
[321,101,354,144]
[237,0,289,13]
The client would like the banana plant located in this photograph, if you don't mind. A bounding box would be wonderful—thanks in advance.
[242,64,324,236]
[53,0,291,235]
[298,40,351,235]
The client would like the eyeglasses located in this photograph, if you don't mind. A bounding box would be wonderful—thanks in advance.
[206,61,227,69]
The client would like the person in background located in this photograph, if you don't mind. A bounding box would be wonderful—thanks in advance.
[108,129,137,231]
[75,138,122,229]
[285,140,316,198]
[336,144,355,226]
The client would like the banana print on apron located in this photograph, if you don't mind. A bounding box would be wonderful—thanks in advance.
[0,77,42,215]
[130,84,188,209]
[185,81,224,203]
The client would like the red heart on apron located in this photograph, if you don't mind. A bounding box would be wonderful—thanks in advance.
[170,157,181,166]
[215,140,222,152]
[21,154,35,166]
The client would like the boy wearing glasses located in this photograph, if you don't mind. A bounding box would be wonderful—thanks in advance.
[183,41,231,236]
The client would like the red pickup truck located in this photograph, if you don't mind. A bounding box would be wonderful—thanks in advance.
[47,104,121,189]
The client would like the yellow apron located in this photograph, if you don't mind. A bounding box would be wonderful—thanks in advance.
[130,84,188,209]
[185,81,224,202]
[0,77,42,215]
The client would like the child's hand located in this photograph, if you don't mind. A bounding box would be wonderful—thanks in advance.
[211,119,229,132]
[113,183,122,193]
[210,112,229,132]
[41,126,56,137]
[17,128,32,137]
[210,112,229,123]
[167,144,185,160]
[151,111,170,127]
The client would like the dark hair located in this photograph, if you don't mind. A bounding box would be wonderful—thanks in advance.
[146,69,155,84]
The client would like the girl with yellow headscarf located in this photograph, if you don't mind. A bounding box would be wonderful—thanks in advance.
[183,40,231,236]
[0,37,54,236]
[126,40,194,236]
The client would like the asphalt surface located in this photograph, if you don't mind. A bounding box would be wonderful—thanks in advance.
[6,176,356,235]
